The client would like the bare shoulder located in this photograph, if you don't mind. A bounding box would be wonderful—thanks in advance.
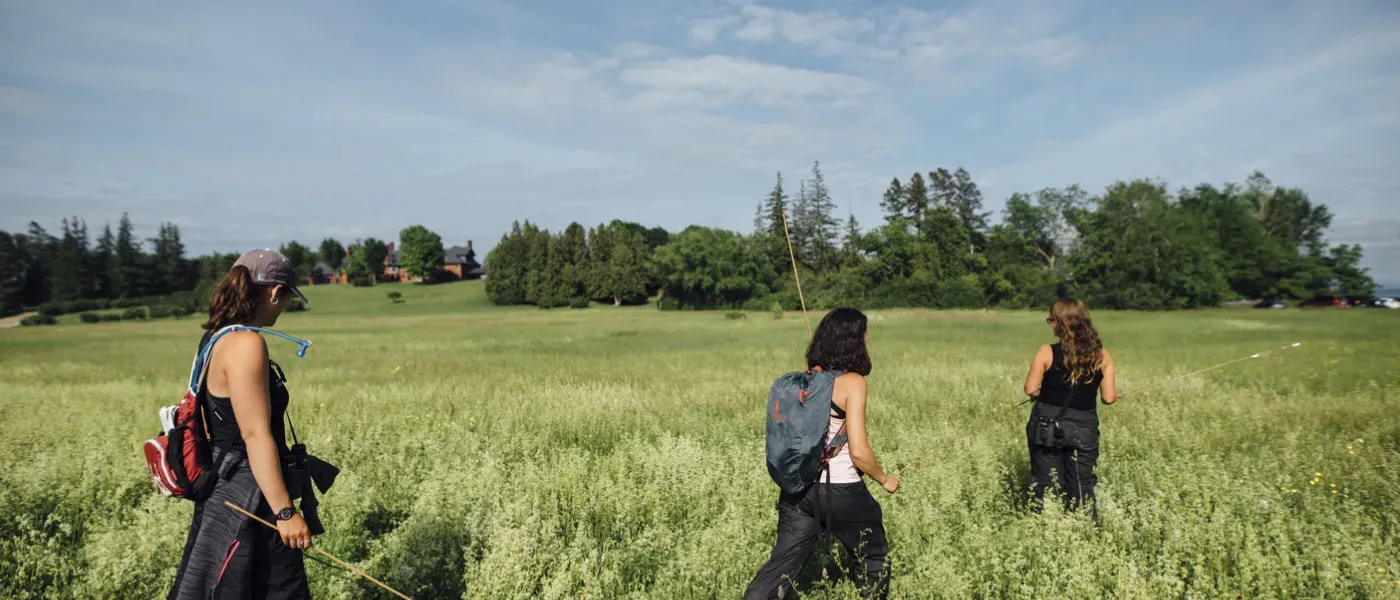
[1035,343,1054,360]
[834,371,867,393]
[1100,347,1114,364]
[218,330,268,360]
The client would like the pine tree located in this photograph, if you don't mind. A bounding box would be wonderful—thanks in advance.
[804,161,839,272]
[49,217,86,302]
[149,223,186,295]
[903,173,930,225]
[114,213,142,298]
[558,222,590,303]
[790,179,814,266]
[94,223,115,299]
[949,168,990,251]
[880,177,905,224]
[842,209,864,268]
[765,172,789,239]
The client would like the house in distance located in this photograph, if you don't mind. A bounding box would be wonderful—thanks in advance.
[308,240,486,285]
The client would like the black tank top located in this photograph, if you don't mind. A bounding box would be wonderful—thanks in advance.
[1038,343,1103,411]
[197,329,293,456]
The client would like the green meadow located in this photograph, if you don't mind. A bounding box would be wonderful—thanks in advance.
[2,281,1398,599]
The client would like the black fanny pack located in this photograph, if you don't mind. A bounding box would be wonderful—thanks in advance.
[1028,399,1073,448]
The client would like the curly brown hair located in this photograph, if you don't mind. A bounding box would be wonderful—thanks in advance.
[1048,296,1104,384]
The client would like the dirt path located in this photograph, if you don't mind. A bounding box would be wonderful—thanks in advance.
[0,312,36,329]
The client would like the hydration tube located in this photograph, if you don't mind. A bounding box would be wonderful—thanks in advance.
[187,325,313,390]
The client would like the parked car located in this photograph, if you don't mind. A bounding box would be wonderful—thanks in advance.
[1372,297,1400,309]
[1299,295,1348,308]
[1253,298,1287,309]
[1344,296,1375,307]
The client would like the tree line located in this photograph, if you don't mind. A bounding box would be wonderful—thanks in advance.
[0,211,475,318]
[486,163,1375,311]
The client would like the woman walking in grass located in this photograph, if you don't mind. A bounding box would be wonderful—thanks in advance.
[744,307,898,600]
[169,250,325,599]
[1023,296,1119,520]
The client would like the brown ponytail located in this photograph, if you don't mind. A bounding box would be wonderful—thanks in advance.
[203,265,261,330]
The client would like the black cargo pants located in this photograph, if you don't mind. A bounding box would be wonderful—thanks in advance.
[1026,403,1100,519]
[743,481,890,599]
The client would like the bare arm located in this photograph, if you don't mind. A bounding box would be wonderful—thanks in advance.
[1100,349,1120,404]
[1023,344,1053,397]
[841,374,893,489]
[220,332,293,512]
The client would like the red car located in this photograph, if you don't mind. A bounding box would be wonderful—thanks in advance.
[1299,295,1348,308]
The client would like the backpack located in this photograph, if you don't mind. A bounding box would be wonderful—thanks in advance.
[764,366,848,495]
[142,324,311,501]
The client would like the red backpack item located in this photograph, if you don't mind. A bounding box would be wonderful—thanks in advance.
[143,325,311,500]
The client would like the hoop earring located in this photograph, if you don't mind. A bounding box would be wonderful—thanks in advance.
[271,295,280,306]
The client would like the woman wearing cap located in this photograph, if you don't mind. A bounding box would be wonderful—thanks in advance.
[1023,296,1119,520]
[168,249,316,599]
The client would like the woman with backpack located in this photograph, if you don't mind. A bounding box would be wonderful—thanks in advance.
[744,307,899,600]
[168,250,323,599]
[1023,296,1120,520]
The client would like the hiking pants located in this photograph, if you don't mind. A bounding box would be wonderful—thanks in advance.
[743,482,890,600]
[168,456,310,599]
[1026,403,1100,519]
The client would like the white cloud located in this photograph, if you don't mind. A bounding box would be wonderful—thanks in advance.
[617,55,876,109]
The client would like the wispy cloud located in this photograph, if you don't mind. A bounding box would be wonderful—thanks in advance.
[1,0,1397,282]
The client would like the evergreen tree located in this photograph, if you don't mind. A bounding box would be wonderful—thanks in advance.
[486,222,530,305]
[879,177,905,225]
[804,161,839,272]
[903,173,930,225]
[93,223,115,299]
[523,222,551,305]
[558,222,591,304]
[114,213,142,298]
[149,222,186,295]
[949,168,990,250]
[841,210,864,269]
[49,217,86,302]
[765,172,789,239]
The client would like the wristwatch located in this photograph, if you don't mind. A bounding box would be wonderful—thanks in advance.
[275,506,297,521]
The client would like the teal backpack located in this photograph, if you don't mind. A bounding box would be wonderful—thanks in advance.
[764,366,848,495]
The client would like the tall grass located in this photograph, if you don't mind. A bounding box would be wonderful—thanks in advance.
[1,282,1397,598]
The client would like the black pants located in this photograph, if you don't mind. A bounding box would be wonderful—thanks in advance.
[743,482,890,600]
[168,458,310,599]
[1026,404,1100,519]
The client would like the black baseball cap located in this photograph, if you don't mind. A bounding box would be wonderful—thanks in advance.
[234,249,308,303]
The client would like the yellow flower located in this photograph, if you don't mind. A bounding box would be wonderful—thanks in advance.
[1332,490,1338,495]
[1331,484,1337,488]
[1315,472,1322,477]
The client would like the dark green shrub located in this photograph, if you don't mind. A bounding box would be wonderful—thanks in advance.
[21,314,57,326]
[725,311,747,320]
[80,312,102,324]
[122,308,146,320]
[172,306,193,318]
[569,297,590,309]
[387,290,403,304]
[285,299,307,312]
[352,278,375,287]
[37,302,68,316]
[657,296,680,311]
[770,301,784,320]
[147,305,175,319]
[101,314,122,322]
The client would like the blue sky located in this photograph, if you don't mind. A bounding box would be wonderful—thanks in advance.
[2,0,1398,284]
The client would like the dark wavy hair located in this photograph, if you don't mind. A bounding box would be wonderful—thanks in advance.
[1048,296,1104,384]
[805,307,872,376]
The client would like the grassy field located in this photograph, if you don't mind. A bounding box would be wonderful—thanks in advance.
[2,281,1399,599]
